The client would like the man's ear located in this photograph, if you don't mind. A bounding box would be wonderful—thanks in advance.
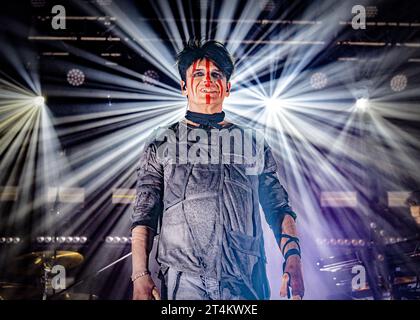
[180,80,187,96]
[226,82,231,96]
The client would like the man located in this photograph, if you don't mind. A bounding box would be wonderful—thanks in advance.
[406,190,420,226]
[130,40,304,300]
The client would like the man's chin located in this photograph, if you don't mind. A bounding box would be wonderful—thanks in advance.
[189,101,224,109]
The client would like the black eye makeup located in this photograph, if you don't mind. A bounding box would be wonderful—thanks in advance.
[191,69,224,79]
[211,72,223,79]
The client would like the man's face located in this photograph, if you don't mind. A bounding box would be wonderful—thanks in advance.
[181,58,231,110]
[410,205,420,221]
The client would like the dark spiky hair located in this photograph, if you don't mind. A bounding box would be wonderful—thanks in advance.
[406,190,420,206]
[176,39,235,83]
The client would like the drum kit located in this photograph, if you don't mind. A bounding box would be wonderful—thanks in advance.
[317,237,420,299]
[0,250,97,300]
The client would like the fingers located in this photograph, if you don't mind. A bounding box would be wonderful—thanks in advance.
[283,256,305,298]
[133,286,157,300]
[290,272,305,298]
[152,286,161,300]
[133,293,151,300]
[132,275,159,300]
[133,290,153,300]
[279,273,289,298]
[281,273,304,299]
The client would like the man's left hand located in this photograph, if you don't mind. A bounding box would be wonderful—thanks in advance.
[280,255,304,299]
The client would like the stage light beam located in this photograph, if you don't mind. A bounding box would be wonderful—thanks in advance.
[355,98,369,111]
[265,98,282,111]
[33,96,45,107]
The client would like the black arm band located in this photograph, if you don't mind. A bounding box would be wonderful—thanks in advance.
[282,248,301,273]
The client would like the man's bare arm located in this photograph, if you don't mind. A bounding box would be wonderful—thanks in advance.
[278,215,304,299]
[280,215,299,253]
[131,226,160,300]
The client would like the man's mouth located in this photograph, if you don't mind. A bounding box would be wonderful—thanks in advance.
[199,88,218,94]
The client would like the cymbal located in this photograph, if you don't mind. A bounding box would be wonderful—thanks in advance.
[0,282,30,288]
[51,292,98,300]
[12,251,84,274]
[394,276,417,285]
[0,282,40,300]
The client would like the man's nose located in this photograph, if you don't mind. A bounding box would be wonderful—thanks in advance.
[204,76,216,85]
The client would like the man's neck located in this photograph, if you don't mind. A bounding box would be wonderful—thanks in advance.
[184,118,230,127]
[187,104,222,114]
[184,105,231,128]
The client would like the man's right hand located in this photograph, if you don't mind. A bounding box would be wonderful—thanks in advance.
[133,275,161,300]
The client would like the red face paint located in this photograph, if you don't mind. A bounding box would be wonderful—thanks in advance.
[190,60,198,97]
[205,59,211,104]
[217,79,224,98]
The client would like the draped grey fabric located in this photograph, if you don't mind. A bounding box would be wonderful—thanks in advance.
[131,121,296,299]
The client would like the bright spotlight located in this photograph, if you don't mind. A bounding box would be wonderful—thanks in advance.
[33,96,45,107]
[366,6,378,18]
[67,68,85,86]
[390,74,407,92]
[310,72,328,90]
[355,98,368,111]
[143,69,160,86]
[265,98,281,110]
[31,0,46,8]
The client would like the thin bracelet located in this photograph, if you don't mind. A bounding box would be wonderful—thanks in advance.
[131,270,151,282]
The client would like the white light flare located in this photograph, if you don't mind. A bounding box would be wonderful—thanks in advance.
[33,96,45,107]
[265,97,282,111]
[355,98,369,111]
